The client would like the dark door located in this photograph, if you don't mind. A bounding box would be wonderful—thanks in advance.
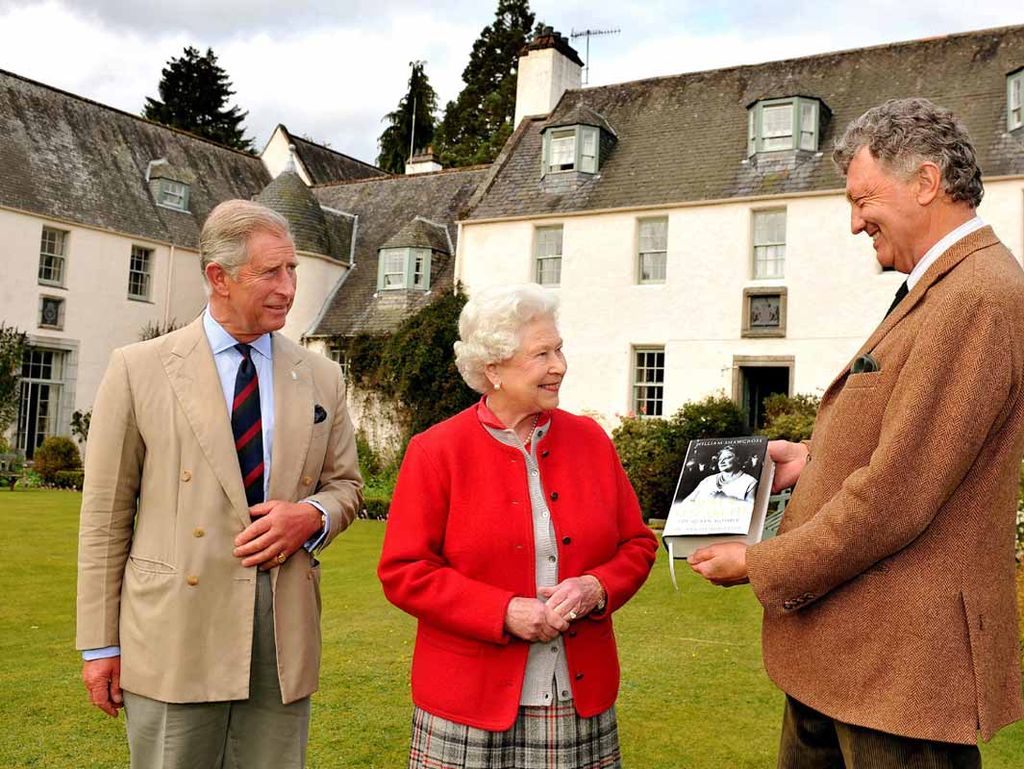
[740,366,789,431]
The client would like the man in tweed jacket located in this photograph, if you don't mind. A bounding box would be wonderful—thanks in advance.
[691,98,1024,767]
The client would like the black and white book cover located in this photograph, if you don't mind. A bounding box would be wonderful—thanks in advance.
[662,437,775,586]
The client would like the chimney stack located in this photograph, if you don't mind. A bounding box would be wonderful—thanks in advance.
[514,27,583,127]
[405,146,443,175]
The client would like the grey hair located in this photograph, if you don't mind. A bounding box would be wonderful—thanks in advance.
[454,283,560,394]
[833,98,983,208]
[199,199,293,285]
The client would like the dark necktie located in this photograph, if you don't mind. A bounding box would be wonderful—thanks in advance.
[232,343,264,506]
[884,280,909,319]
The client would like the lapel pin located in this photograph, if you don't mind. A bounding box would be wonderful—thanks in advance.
[291,371,298,380]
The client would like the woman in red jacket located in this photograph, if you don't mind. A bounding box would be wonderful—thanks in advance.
[378,283,657,769]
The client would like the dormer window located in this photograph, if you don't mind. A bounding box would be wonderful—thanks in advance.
[747,97,823,156]
[377,247,431,291]
[542,124,600,174]
[1009,69,1023,131]
[156,179,190,211]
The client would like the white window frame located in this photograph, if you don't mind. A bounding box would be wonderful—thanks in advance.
[632,346,665,417]
[534,226,563,286]
[38,226,68,287]
[636,217,668,284]
[327,346,350,380]
[377,247,432,291]
[542,125,601,175]
[156,179,190,211]
[752,208,786,279]
[1009,70,1023,131]
[747,97,820,156]
[128,245,153,301]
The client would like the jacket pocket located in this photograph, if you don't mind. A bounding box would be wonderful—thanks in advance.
[126,555,176,574]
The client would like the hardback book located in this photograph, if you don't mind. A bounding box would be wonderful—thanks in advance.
[661,436,775,588]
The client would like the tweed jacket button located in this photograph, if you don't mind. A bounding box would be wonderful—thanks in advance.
[186,575,199,586]
[181,470,191,482]
[550,491,559,501]
[192,527,205,538]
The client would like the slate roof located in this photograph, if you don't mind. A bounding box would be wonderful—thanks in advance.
[468,25,1024,221]
[0,68,270,248]
[255,168,352,261]
[284,128,384,184]
[309,167,488,338]
[380,217,452,253]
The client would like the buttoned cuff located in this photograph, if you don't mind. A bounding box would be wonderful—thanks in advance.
[82,645,120,661]
[302,498,330,553]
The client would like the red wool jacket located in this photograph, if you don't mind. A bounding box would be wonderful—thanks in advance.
[378,403,657,730]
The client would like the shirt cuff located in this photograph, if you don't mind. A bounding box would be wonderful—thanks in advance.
[302,498,329,553]
[82,646,120,661]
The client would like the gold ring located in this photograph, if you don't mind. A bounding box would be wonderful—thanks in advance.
[568,610,578,620]
[276,552,287,564]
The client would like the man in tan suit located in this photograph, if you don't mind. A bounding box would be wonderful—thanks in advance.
[691,98,1024,767]
[76,200,362,768]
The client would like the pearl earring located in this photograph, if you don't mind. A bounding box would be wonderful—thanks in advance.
[494,380,502,390]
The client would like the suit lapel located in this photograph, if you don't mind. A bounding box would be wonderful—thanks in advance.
[820,226,1000,404]
[268,335,313,503]
[162,317,251,527]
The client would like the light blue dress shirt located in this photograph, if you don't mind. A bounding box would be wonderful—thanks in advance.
[83,310,327,661]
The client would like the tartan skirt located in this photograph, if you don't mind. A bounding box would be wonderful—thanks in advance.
[408,703,621,769]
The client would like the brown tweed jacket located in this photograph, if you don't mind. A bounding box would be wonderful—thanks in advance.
[747,226,1024,744]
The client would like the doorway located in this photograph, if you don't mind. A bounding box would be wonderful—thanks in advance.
[732,356,793,432]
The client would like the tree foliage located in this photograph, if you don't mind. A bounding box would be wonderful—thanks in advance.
[143,46,253,152]
[758,393,820,441]
[33,436,81,484]
[435,0,536,167]
[345,288,477,442]
[0,324,27,435]
[139,318,180,341]
[377,61,439,174]
[613,395,747,520]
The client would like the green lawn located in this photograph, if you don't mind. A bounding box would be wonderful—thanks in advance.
[1,489,1022,768]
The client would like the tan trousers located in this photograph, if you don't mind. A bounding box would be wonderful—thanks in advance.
[123,572,310,769]
[778,696,980,769]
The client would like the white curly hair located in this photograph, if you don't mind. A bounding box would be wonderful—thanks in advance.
[454,283,560,393]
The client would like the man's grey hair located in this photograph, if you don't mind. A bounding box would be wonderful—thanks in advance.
[199,199,293,284]
[833,98,983,208]
[454,283,560,394]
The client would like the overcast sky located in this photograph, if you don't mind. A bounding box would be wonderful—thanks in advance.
[0,1,1020,165]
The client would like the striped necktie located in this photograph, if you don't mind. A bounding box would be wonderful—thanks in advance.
[232,343,264,507]
[884,280,909,319]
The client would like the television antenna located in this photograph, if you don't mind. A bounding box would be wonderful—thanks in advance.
[570,28,620,85]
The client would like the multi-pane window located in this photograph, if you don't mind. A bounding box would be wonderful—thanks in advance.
[534,226,563,286]
[637,218,668,284]
[328,346,350,380]
[128,245,152,300]
[1009,71,1023,131]
[38,296,64,329]
[377,247,432,290]
[542,125,601,174]
[753,209,786,279]
[632,347,665,417]
[17,348,65,458]
[38,227,68,285]
[747,98,822,155]
[157,179,189,211]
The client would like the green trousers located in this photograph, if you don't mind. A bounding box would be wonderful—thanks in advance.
[779,696,980,769]
[122,572,311,769]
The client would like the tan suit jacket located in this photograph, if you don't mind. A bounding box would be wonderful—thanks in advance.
[76,317,362,704]
[747,227,1024,744]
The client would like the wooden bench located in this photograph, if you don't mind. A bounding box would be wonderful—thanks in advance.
[0,452,23,490]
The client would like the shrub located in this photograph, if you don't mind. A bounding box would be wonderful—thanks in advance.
[613,395,746,521]
[759,393,820,441]
[53,470,85,490]
[362,494,391,520]
[32,436,81,484]
[15,470,42,489]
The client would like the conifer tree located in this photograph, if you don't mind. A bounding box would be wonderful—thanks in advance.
[435,0,536,167]
[376,61,439,174]
[143,46,253,152]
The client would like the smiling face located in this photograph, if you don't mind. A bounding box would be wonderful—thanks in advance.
[717,449,737,473]
[487,315,566,419]
[207,229,297,342]
[845,146,928,273]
